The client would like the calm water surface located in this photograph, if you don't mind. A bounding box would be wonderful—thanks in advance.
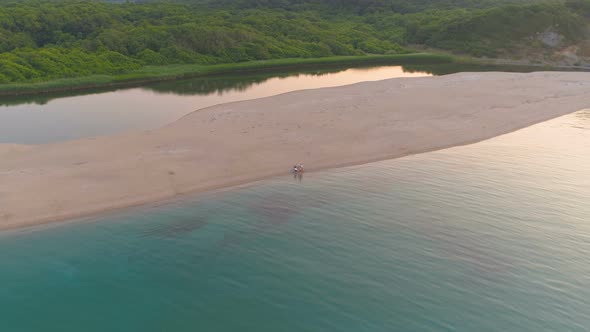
[0,62,572,144]
[1,110,588,331]
[0,65,432,144]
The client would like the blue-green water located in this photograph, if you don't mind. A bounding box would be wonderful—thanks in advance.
[1,111,589,331]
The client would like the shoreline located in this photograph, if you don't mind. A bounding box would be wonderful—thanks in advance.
[0,116,574,234]
[1,71,589,231]
[0,53,451,98]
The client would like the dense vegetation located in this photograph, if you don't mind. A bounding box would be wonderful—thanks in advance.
[0,0,587,86]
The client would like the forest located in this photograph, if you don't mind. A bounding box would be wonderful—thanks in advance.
[0,0,588,84]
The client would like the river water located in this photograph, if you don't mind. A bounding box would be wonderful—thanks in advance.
[0,62,569,144]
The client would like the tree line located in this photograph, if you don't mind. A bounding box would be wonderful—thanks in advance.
[0,0,587,83]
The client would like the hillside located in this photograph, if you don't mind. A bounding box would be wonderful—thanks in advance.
[0,0,587,85]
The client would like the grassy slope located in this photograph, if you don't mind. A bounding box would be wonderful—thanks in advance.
[0,53,453,96]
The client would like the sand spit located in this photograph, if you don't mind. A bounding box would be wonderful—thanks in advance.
[1,72,589,230]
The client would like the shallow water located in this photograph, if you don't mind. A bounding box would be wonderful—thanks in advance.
[1,110,588,331]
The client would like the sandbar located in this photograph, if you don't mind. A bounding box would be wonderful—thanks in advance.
[0,71,589,230]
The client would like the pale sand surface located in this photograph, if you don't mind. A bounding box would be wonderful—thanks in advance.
[1,72,589,230]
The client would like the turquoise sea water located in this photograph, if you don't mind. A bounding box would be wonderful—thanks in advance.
[1,110,589,331]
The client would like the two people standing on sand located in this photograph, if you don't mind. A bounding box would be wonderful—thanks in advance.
[292,163,304,174]
[292,163,304,182]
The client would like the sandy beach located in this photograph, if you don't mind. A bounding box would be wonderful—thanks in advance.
[0,71,588,230]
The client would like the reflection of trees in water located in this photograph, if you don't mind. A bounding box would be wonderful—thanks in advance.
[0,66,355,107]
[0,93,68,107]
[144,66,361,96]
[0,86,120,107]
[146,74,279,96]
[4,62,585,108]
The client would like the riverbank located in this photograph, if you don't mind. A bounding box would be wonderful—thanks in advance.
[0,71,589,230]
[0,53,452,97]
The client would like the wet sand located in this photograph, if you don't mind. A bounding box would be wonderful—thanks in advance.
[0,71,588,230]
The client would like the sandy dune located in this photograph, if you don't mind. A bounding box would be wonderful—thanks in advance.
[0,71,589,230]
